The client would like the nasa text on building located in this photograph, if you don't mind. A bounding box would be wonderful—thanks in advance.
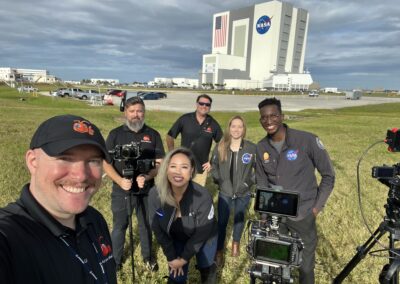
[201,0,312,90]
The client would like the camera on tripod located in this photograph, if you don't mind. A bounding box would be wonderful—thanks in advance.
[247,187,303,284]
[108,142,155,181]
[334,128,400,284]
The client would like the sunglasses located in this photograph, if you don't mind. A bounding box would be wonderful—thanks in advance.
[198,102,211,107]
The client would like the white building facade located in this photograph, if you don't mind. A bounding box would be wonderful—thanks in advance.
[201,0,312,90]
[89,78,119,85]
[0,67,56,83]
[149,77,199,88]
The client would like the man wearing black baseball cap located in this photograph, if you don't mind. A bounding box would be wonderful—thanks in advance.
[0,114,117,284]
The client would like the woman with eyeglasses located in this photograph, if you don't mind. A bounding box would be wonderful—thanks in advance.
[148,147,218,283]
[210,115,256,267]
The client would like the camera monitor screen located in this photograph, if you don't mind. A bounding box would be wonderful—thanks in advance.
[254,238,291,265]
[254,188,299,217]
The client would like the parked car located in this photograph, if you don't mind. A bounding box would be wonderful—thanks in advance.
[59,88,84,97]
[17,86,38,92]
[308,91,319,97]
[139,92,162,100]
[76,90,104,100]
[107,89,127,97]
[153,92,167,99]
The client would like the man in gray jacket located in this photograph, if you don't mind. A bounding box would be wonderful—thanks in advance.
[256,98,335,284]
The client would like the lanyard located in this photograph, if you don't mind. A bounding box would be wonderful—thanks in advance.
[59,236,109,284]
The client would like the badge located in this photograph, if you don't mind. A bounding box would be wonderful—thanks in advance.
[242,153,252,164]
[204,127,212,133]
[286,149,298,161]
[263,152,270,162]
[156,209,164,217]
[142,135,151,143]
[316,137,325,150]
[208,205,215,220]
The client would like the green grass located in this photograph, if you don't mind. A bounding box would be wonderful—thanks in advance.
[1,85,400,283]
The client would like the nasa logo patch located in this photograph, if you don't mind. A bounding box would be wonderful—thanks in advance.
[242,153,252,164]
[286,149,298,161]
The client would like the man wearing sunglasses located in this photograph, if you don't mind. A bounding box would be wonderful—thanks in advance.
[166,94,223,186]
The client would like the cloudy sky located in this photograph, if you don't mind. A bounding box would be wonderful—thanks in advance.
[1,0,399,89]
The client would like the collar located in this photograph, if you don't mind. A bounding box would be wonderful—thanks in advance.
[191,112,210,125]
[17,184,90,237]
[267,124,290,149]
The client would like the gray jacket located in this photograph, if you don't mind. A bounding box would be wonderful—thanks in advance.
[256,125,335,221]
[148,182,217,262]
[211,140,256,197]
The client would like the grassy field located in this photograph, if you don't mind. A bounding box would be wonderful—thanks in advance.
[1,86,400,283]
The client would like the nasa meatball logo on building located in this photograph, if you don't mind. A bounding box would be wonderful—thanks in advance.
[256,15,272,34]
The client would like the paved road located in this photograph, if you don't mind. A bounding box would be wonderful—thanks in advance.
[119,91,400,112]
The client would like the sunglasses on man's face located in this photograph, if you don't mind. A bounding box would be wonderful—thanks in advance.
[198,102,211,107]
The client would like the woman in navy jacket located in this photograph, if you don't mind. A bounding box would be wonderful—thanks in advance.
[211,115,256,266]
[148,147,218,283]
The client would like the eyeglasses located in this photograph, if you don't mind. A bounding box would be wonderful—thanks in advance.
[259,113,281,122]
[198,102,211,107]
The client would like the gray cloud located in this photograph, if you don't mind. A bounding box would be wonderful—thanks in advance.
[1,0,399,89]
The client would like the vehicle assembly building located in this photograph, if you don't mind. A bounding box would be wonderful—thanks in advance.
[201,0,313,90]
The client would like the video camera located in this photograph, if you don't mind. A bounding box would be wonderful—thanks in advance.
[333,129,400,283]
[247,187,303,284]
[108,142,155,180]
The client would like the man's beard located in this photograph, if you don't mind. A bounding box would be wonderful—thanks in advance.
[126,119,144,132]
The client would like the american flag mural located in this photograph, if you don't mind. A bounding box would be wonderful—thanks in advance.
[214,14,227,48]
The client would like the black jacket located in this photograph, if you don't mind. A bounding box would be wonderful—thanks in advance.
[0,184,116,284]
[211,140,256,197]
[148,182,217,262]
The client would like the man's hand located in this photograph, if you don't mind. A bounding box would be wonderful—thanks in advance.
[312,207,319,217]
[136,174,147,189]
[202,162,212,172]
[119,178,132,191]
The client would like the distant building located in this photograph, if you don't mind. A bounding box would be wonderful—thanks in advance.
[201,0,312,90]
[323,87,339,93]
[150,77,199,88]
[0,67,56,83]
[89,78,119,85]
[64,80,81,85]
[172,78,199,88]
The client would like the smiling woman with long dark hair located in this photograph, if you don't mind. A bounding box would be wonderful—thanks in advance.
[148,147,218,283]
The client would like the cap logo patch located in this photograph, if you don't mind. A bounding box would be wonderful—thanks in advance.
[73,120,94,135]
[286,149,298,161]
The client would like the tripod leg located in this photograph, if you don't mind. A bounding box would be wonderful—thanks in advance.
[127,193,135,283]
[333,225,386,283]
[379,233,399,284]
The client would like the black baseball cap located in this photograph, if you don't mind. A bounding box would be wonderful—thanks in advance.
[30,114,110,162]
